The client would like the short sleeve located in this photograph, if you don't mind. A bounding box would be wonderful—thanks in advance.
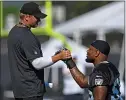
[89,68,110,87]
[21,32,42,61]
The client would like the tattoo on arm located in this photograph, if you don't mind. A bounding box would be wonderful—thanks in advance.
[69,67,89,88]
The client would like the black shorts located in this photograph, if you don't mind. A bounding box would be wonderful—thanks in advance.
[15,96,43,100]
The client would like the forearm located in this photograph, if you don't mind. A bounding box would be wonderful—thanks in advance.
[32,56,55,70]
[69,67,89,88]
[32,53,62,70]
[52,54,61,63]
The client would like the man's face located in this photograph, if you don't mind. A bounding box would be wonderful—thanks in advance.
[25,15,40,28]
[85,45,98,63]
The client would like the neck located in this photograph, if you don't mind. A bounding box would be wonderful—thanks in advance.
[93,57,107,66]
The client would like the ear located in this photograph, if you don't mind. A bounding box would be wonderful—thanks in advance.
[95,50,100,57]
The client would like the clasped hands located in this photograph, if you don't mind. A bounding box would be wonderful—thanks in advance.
[55,48,76,69]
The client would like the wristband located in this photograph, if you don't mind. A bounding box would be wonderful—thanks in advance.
[65,58,77,69]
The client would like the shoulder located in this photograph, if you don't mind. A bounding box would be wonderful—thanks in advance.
[89,62,111,80]
[15,26,35,41]
[8,25,28,38]
[93,62,119,78]
[97,62,119,75]
[88,62,112,87]
[94,62,110,73]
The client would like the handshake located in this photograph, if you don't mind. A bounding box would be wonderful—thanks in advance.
[54,48,76,69]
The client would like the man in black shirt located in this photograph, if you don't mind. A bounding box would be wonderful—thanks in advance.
[8,2,71,100]
[63,40,122,100]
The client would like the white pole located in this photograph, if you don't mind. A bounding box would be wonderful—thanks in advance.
[44,67,51,82]
[52,67,59,91]
[118,38,124,80]
[73,30,82,45]
[96,29,106,40]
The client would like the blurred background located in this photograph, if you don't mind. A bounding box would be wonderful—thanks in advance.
[0,1,125,100]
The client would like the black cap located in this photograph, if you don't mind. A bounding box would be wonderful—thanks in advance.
[20,2,47,19]
[91,40,110,56]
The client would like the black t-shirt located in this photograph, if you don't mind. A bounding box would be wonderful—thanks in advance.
[8,25,46,98]
[88,61,122,100]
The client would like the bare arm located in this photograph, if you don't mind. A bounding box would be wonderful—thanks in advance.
[69,67,89,88]
[93,86,108,100]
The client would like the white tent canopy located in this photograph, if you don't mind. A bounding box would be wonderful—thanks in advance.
[54,2,124,35]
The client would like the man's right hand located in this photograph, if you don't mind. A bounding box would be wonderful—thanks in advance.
[52,49,72,63]
[58,49,72,60]
[55,49,76,69]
